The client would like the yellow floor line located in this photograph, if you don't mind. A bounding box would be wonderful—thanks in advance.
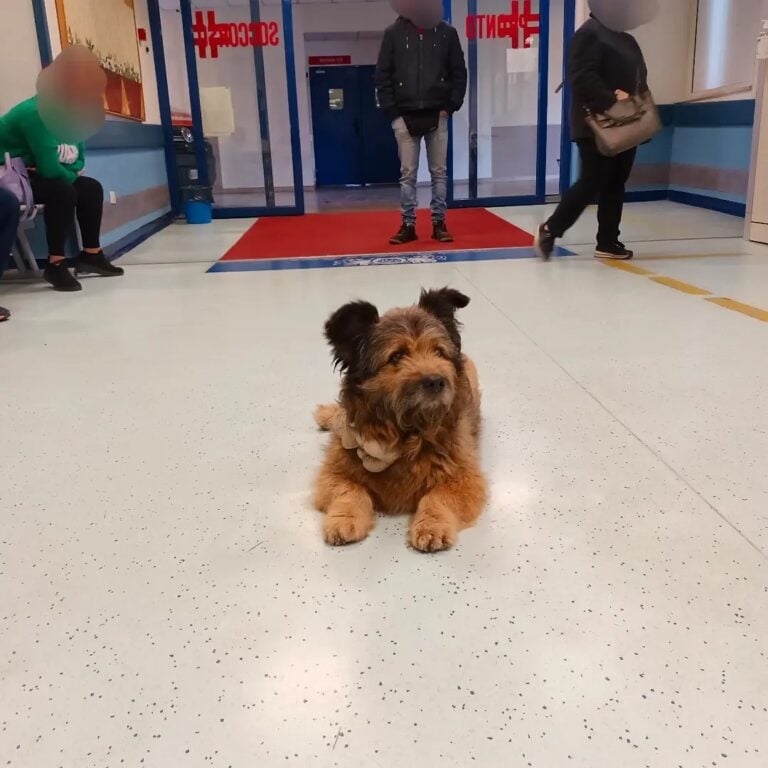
[600,260,768,324]
[706,297,768,322]
[649,276,713,296]
[602,260,655,275]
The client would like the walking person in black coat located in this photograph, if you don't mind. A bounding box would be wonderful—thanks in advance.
[535,0,659,261]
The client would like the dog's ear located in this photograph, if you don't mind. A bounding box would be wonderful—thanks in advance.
[419,288,470,350]
[324,301,380,372]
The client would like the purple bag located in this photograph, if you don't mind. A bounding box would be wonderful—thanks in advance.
[0,153,34,220]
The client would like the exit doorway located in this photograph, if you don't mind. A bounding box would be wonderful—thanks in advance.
[309,64,400,187]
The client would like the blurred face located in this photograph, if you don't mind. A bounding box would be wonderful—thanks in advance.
[37,46,107,143]
[589,0,659,31]
[390,0,444,28]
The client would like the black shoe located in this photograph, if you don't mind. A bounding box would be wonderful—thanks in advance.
[595,242,634,260]
[44,261,82,292]
[534,223,556,260]
[0,306,10,322]
[389,223,418,246]
[432,220,454,243]
[75,251,125,277]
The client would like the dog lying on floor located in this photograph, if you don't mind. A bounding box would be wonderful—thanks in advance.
[314,288,487,552]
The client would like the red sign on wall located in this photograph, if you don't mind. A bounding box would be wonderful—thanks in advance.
[193,10,280,59]
[466,0,540,48]
[308,56,352,66]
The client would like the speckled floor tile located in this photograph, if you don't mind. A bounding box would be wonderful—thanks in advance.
[1,212,767,767]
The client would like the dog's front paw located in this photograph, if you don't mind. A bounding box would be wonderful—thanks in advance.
[409,519,457,553]
[323,514,372,546]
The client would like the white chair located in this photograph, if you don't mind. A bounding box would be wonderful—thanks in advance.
[9,205,44,278]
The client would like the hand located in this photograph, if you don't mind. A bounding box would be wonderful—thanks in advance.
[615,90,630,101]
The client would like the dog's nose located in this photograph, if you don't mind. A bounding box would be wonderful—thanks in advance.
[422,375,447,394]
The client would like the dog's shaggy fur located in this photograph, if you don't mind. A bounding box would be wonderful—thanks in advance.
[314,288,487,552]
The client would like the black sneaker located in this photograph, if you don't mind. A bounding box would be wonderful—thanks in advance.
[389,223,418,246]
[75,251,125,277]
[595,242,634,260]
[44,261,82,292]
[432,220,454,243]
[534,223,556,260]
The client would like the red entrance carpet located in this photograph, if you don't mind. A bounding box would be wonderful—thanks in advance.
[219,208,534,261]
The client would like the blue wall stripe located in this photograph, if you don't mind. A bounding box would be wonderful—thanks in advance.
[86,149,170,196]
[634,126,674,165]
[87,122,165,150]
[668,185,747,205]
[668,190,747,217]
[673,99,755,127]
[670,126,754,169]
[657,104,675,126]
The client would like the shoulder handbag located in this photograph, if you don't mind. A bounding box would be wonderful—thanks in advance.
[584,90,661,157]
[0,153,35,220]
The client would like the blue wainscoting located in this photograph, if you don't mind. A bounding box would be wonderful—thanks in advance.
[627,99,754,216]
[21,120,172,262]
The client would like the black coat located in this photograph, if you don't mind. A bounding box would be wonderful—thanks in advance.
[568,16,649,140]
[375,18,467,120]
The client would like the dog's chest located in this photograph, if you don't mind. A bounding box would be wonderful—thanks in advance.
[356,445,455,515]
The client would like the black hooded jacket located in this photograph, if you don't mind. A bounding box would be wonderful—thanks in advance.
[375,17,467,119]
[568,16,649,140]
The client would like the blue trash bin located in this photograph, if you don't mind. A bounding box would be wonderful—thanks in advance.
[183,185,213,224]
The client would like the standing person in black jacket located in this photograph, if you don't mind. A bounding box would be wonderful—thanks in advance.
[376,0,467,245]
[536,0,658,261]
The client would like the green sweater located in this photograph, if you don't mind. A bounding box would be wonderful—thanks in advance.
[0,96,85,183]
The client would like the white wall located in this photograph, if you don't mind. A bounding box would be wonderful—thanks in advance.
[633,0,691,105]
[159,8,192,119]
[1,0,161,125]
[574,0,691,105]
[0,0,42,113]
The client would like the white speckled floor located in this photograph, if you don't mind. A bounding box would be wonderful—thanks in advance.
[1,203,767,767]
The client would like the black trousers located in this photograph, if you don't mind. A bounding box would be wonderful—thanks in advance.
[547,140,637,246]
[29,175,103,256]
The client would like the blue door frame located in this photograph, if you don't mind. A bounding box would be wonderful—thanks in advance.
[32,0,574,221]
[444,0,576,208]
[148,0,305,219]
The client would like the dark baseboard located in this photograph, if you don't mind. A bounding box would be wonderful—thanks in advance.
[624,190,669,203]
[668,190,746,218]
[106,212,175,261]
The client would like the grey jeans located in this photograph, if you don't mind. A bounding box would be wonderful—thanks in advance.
[392,116,448,225]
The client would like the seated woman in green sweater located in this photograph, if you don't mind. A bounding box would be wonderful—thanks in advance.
[0,46,124,292]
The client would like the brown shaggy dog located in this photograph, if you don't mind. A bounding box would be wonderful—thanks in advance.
[314,288,487,552]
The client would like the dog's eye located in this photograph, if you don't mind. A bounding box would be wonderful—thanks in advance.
[388,350,407,365]
[435,347,451,359]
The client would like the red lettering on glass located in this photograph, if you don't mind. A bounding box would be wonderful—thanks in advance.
[193,10,280,58]
[465,0,540,48]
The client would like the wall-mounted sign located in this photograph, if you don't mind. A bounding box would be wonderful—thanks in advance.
[193,10,280,59]
[466,0,540,48]
[308,56,353,66]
